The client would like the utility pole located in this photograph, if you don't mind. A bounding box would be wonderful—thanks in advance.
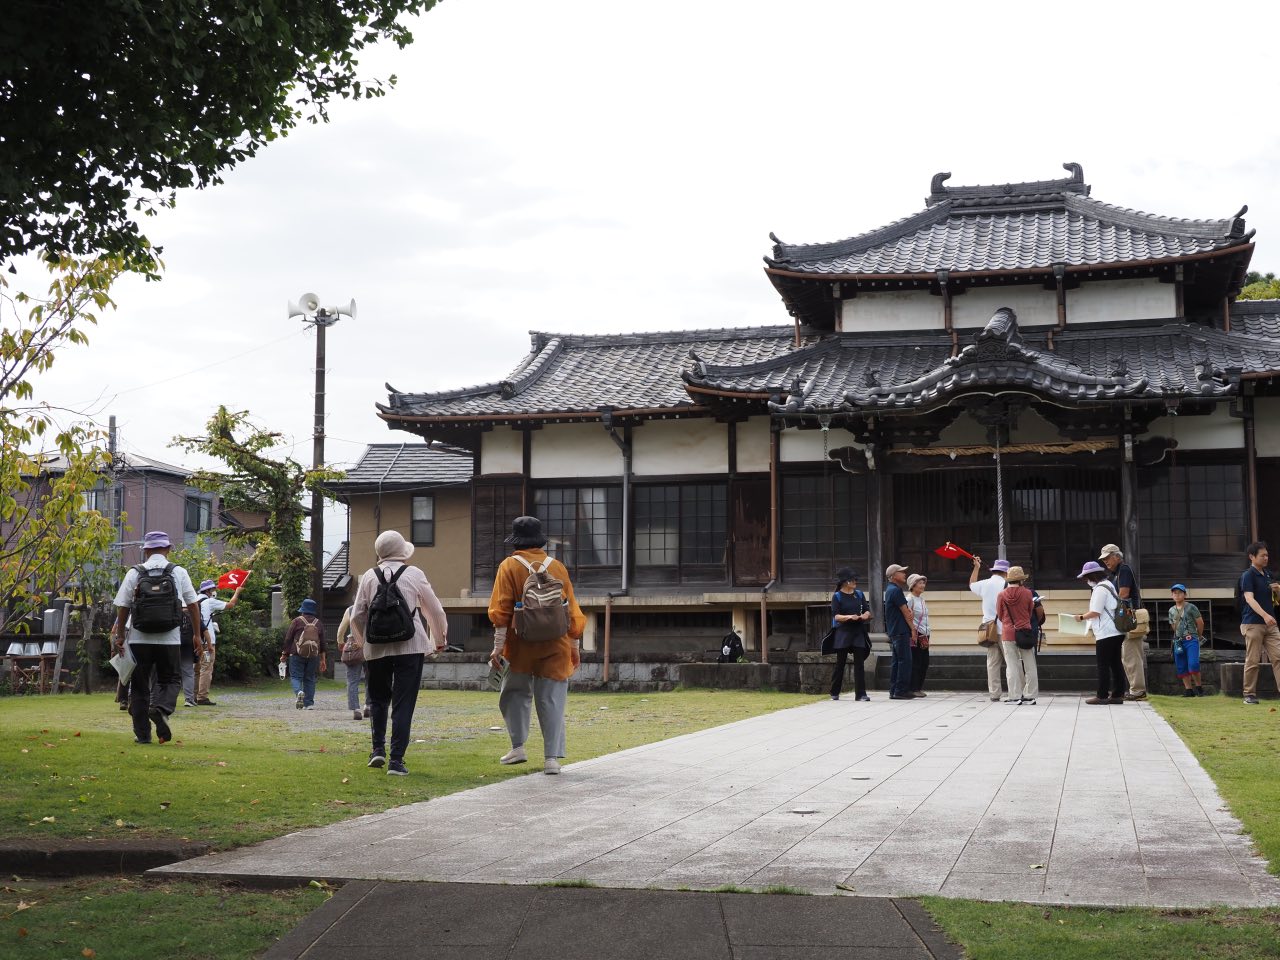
[288,293,356,623]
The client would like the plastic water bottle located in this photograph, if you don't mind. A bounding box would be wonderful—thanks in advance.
[277,661,286,679]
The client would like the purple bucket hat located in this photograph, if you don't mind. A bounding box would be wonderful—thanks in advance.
[198,579,217,593]
[990,559,1010,573]
[142,530,171,549]
[1077,560,1107,579]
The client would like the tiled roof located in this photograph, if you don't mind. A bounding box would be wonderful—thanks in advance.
[1230,299,1280,339]
[686,312,1280,413]
[381,327,806,421]
[767,164,1251,276]
[322,541,349,591]
[324,443,473,494]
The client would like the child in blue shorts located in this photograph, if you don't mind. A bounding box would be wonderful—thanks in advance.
[1168,584,1204,697]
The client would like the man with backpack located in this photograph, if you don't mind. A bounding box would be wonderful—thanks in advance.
[109,531,202,744]
[1099,544,1147,700]
[488,516,586,774]
[350,529,448,776]
[281,598,326,710]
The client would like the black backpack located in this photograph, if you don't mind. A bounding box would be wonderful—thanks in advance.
[718,631,746,663]
[366,565,415,644]
[131,563,182,633]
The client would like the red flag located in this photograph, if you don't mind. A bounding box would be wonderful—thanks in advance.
[934,542,975,561]
[217,569,250,590]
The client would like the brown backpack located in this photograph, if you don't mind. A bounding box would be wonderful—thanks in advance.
[295,616,321,658]
[511,555,570,642]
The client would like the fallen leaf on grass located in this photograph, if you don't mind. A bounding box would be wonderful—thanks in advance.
[74,732,81,737]
[20,749,28,754]
[115,820,124,827]
[16,900,32,910]
[330,800,349,806]
[17,928,27,936]
[40,817,55,823]
[341,777,349,784]
[835,883,856,893]
[215,762,227,767]
[83,948,96,957]
[1030,864,1045,870]
[250,799,260,805]
[158,802,170,811]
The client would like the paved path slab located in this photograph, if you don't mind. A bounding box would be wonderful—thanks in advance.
[262,881,962,960]
[157,694,1280,907]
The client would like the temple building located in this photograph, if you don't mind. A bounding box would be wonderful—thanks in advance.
[371,164,1280,654]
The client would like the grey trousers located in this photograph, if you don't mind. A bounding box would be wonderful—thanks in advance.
[499,670,568,759]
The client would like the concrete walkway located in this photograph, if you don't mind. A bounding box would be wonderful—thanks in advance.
[157,693,1280,908]
[263,881,962,960]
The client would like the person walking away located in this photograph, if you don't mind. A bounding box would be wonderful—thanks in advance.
[336,604,369,720]
[109,531,201,744]
[907,574,931,698]
[883,563,914,700]
[488,516,586,774]
[996,566,1040,705]
[351,530,448,775]
[176,609,199,708]
[1167,584,1205,697]
[1240,541,1280,706]
[1073,561,1126,705]
[282,599,326,710]
[829,567,872,701]
[970,557,1009,701]
[1099,544,1146,700]
[195,573,248,706]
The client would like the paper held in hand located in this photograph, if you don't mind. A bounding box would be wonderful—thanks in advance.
[109,648,136,685]
[1058,612,1090,637]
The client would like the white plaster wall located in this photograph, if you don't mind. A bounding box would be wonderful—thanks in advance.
[953,285,1056,329]
[1148,405,1242,451]
[934,408,1063,447]
[632,419,728,476]
[781,427,831,463]
[1257,398,1280,458]
[480,428,522,475]
[1068,278,1176,324]
[529,422,622,478]
[842,291,941,332]
[736,416,771,473]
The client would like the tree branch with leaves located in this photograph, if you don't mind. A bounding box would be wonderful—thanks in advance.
[174,407,342,617]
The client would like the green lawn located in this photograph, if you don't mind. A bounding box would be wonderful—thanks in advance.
[0,684,815,849]
[0,876,325,960]
[924,693,1280,959]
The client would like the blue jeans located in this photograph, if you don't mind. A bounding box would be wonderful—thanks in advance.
[345,661,366,710]
[289,654,320,707]
[889,634,913,697]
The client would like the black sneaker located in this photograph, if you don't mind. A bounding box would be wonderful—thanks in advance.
[1195,687,1205,697]
[1244,695,1260,705]
[149,707,171,744]
[368,752,386,768]
[196,698,216,706]
[387,760,408,776]
[1183,689,1196,697]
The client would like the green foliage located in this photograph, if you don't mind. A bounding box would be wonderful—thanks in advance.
[168,537,279,679]
[0,256,124,633]
[174,407,343,618]
[1239,271,1280,301]
[0,0,441,271]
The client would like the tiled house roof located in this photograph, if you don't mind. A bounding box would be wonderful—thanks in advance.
[767,164,1252,276]
[324,443,474,495]
[380,327,807,422]
[1231,298,1280,339]
[322,541,349,591]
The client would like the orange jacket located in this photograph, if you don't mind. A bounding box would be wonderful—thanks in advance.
[488,549,585,681]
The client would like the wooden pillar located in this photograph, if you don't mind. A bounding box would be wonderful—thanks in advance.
[1244,394,1260,542]
[520,428,532,513]
[866,463,885,633]
[1119,433,1141,586]
[1174,264,1185,319]
[1222,297,1232,332]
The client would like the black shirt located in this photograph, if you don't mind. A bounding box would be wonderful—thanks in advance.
[1112,563,1140,605]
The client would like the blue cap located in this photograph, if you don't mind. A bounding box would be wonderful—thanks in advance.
[1170,583,1188,594]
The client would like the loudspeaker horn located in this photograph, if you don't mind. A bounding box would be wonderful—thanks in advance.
[328,298,357,320]
[287,291,321,318]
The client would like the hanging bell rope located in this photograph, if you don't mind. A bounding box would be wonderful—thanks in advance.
[995,433,1007,557]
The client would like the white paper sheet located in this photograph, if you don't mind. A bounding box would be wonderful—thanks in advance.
[1057,612,1090,637]
[109,648,136,685]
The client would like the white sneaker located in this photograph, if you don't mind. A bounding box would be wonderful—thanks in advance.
[543,757,561,775]
[500,746,527,765]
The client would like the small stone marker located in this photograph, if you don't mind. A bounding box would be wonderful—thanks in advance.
[850,774,871,780]
[488,726,502,731]
[790,808,817,815]
[886,753,902,757]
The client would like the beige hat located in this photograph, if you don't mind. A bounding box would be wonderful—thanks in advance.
[1097,543,1122,560]
[906,573,928,589]
[374,530,414,563]
[885,563,909,579]
[1005,565,1029,583]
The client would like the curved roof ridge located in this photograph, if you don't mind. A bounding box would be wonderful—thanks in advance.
[769,204,949,265]
[498,337,563,398]
[1230,298,1280,315]
[687,337,838,380]
[526,324,798,348]
[1065,194,1246,241]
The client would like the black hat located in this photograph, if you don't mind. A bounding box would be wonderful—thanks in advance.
[505,515,548,549]
[834,566,858,585]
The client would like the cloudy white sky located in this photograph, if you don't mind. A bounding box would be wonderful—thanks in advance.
[17,0,1280,560]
